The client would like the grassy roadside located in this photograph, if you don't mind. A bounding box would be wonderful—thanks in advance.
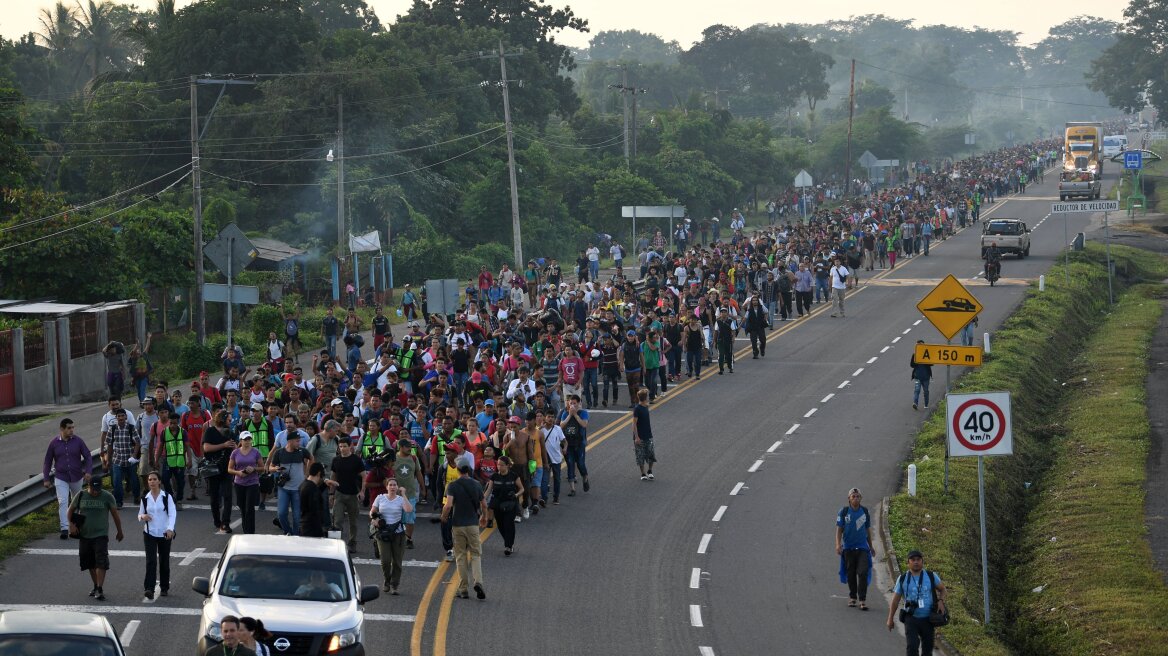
[0,414,61,439]
[886,243,1168,656]
[0,507,56,562]
[1010,284,1168,655]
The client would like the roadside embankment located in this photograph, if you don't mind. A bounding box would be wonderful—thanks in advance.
[887,243,1168,656]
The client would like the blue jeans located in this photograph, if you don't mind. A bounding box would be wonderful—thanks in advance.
[923,235,932,255]
[589,260,599,281]
[134,377,149,402]
[277,486,301,535]
[913,378,931,406]
[566,443,588,481]
[815,278,830,302]
[111,462,140,507]
[452,372,469,403]
[667,348,682,377]
[686,350,702,377]
[325,335,337,359]
[583,368,598,406]
[545,462,562,500]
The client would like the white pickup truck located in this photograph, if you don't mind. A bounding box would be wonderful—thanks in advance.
[980,219,1030,258]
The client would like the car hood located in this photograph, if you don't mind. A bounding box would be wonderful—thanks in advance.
[209,598,360,632]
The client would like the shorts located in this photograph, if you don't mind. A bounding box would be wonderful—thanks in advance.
[635,438,656,467]
[79,536,110,571]
[403,494,418,525]
[532,467,544,490]
[186,454,202,476]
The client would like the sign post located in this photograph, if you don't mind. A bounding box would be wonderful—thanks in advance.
[204,224,258,349]
[793,170,813,221]
[946,390,1013,627]
[917,274,984,493]
[1050,201,1120,303]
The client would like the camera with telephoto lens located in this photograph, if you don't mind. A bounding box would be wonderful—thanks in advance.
[274,467,291,488]
[367,450,394,468]
[898,600,918,623]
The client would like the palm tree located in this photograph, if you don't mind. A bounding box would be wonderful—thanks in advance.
[37,1,77,55]
[124,0,175,69]
[73,0,131,84]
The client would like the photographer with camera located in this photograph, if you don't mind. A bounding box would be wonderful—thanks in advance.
[370,478,413,595]
[267,433,309,536]
[886,550,947,655]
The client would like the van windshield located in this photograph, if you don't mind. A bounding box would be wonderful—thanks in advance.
[218,555,351,601]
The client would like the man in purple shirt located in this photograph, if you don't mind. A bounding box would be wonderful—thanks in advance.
[43,417,92,539]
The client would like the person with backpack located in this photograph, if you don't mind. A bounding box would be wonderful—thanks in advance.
[829,255,851,318]
[138,470,176,599]
[887,550,948,656]
[835,487,874,610]
[911,340,934,410]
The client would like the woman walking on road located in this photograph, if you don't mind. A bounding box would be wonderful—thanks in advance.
[371,478,413,595]
[486,456,524,556]
[228,432,266,534]
[138,471,176,599]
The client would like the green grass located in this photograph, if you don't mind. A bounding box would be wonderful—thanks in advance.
[1010,284,1168,655]
[0,414,61,439]
[0,506,57,561]
[887,243,1168,656]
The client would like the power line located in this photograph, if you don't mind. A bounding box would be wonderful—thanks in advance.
[203,133,506,187]
[1,162,193,232]
[0,170,192,252]
[198,125,505,162]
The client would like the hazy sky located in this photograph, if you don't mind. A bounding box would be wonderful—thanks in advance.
[0,0,1126,49]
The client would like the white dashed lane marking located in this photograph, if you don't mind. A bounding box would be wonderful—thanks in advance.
[712,505,727,521]
[697,534,712,554]
[730,482,745,495]
[821,393,834,403]
[867,357,878,364]
[785,424,800,435]
[690,604,704,627]
[804,408,818,417]
[768,441,782,453]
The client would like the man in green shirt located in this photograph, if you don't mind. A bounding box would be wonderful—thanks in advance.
[641,329,666,403]
[68,476,124,600]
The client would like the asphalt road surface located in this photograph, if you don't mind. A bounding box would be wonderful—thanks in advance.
[0,167,1112,656]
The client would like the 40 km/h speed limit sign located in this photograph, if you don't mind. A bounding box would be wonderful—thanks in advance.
[946,392,1013,457]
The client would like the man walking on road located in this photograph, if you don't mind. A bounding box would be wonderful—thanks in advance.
[68,476,123,601]
[911,340,934,410]
[206,615,256,656]
[887,550,947,656]
[835,487,874,611]
[632,389,656,481]
[829,256,850,318]
[43,418,93,540]
[440,455,488,600]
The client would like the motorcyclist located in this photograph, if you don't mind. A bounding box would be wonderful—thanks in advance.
[983,242,1002,279]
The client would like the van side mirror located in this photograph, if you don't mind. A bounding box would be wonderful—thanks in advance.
[192,577,211,596]
[359,584,380,604]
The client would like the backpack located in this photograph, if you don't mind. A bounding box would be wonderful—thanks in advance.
[619,245,626,259]
[141,491,171,516]
[286,318,298,336]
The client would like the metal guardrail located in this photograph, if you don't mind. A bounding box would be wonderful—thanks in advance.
[0,450,105,530]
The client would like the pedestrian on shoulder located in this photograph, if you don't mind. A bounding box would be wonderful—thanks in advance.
[835,487,873,610]
[887,550,947,656]
[68,476,124,601]
[910,340,933,410]
[138,470,176,599]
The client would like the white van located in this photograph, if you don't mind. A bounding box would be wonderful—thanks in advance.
[1102,135,1126,158]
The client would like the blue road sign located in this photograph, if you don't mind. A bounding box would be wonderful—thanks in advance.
[1124,151,1143,170]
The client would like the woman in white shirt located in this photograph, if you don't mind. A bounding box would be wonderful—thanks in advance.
[370,479,413,596]
[138,471,176,599]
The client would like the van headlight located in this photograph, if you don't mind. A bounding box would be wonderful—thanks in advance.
[206,620,222,642]
[327,626,360,652]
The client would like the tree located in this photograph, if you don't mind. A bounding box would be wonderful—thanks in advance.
[586,29,680,65]
[73,0,133,85]
[581,168,665,235]
[302,0,382,34]
[1088,3,1161,116]
[814,107,922,175]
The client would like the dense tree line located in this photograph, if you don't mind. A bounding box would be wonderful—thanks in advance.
[0,0,1128,303]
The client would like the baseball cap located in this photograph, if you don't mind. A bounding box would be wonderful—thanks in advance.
[330,398,345,407]
[626,330,636,336]
[471,372,483,383]
[287,432,302,441]
[238,431,253,441]
[507,415,522,424]
[250,402,264,411]
[87,476,103,488]
[907,550,924,560]
[484,399,495,406]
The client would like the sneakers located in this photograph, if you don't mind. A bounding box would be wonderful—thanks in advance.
[406,538,415,549]
[60,530,69,540]
[646,472,655,481]
[567,489,576,497]
[144,589,154,600]
[531,505,540,516]
[523,508,531,520]
[504,547,512,556]
[258,501,266,511]
[538,499,547,508]
[215,527,227,535]
[94,588,105,601]
[912,403,918,410]
[89,586,97,598]
[391,586,400,596]
[640,475,648,481]
[445,550,454,562]
[553,498,560,505]
[583,479,590,493]
[474,583,486,600]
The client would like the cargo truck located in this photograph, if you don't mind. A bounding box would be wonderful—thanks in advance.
[1061,122,1103,200]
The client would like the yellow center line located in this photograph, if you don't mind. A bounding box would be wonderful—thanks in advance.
[420,199,1014,655]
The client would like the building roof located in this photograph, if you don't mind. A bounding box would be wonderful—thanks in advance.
[250,237,306,264]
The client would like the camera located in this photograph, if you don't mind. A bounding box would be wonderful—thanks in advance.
[898,601,918,624]
[274,467,291,488]
[367,450,395,468]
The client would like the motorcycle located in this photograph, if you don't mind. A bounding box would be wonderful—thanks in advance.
[984,260,1001,286]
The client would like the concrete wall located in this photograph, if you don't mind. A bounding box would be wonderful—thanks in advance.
[19,365,55,406]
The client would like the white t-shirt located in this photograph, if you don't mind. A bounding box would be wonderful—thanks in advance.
[101,409,136,437]
[586,246,600,263]
[610,244,622,260]
[674,265,688,287]
[830,265,850,290]
[268,340,284,360]
[542,425,566,465]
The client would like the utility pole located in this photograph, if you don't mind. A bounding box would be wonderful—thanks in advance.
[190,76,205,343]
[631,90,639,161]
[190,75,255,344]
[610,80,648,168]
[608,65,630,167]
[336,94,345,265]
[499,42,523,269]
[844,58,856,197]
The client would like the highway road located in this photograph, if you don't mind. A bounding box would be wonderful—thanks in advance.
[0,167,1113,656]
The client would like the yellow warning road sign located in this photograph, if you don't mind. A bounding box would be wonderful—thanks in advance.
[914,343,984,367]
[916,274,983,340]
